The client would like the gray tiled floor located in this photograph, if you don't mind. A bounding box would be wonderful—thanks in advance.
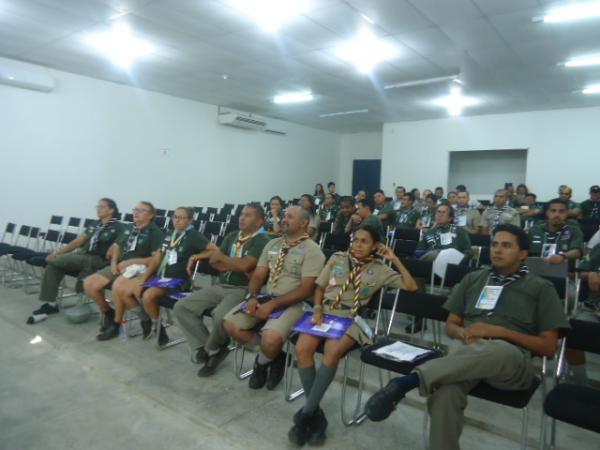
[0,282,598,450]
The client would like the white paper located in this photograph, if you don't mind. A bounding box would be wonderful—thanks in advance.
[373,341,432,362]
[312,323,332,333]
[433,248,465,278]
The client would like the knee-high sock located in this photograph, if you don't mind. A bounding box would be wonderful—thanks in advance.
[303,364,337,414]
[298,366,316,397]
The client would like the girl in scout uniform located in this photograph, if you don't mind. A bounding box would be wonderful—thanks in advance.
[288,226,417,446]
[318,193,339,223]
[266,195,285,236]
[300,194,321,242]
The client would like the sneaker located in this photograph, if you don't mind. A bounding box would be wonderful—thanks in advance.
[288,408,312,446]
[266,351,287,390]
[100,309,115,331]
[365,379,406,422]
[191,347,209,364]
[157,325,169,348]
[248,355,269,389]
[307,407,328,445]
[405,317,426,334]
[32,303,59,315]
[141,319,153,340]
[197,346,231,377]
[96,322,120,341]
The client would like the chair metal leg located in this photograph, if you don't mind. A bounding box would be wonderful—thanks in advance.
[422,411,430,450]
[340,356,367,426]
[549,417,556,449]
[521,407,529,450]
[283,340,304,402]
[233,344,254,380]
[156,307,186,350]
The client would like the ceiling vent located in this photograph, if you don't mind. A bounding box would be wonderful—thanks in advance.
[218,110,267,131]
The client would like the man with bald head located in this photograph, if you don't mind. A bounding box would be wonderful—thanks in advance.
[223,206,326,391]
[481,189,520,235]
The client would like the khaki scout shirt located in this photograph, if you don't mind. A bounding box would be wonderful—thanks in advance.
[257,237,325,297]
[481,206,521,232]
[454,207,481,234]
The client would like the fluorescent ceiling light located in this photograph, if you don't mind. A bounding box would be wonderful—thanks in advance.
[541,1,600,23]
[273,91,313,104]
[385,74,460,90]
[320,109,368,118]
[582,84,600,94]
[334,30,397,74]
[432,87,479,117]
[229,0,308,32]
[563,55,600,67]
[85,23,154,68]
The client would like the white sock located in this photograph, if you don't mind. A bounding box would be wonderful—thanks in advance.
[257,352,274,365]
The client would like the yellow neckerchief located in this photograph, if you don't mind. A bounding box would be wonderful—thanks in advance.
[232,230,259,257]
[268,233,310,288]
[329,251,375,316]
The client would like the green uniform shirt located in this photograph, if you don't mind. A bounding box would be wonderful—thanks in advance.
[160,229,208,281]
[359,215,386,242]
[218,231,271,286]
[417,224,472,253]
[83,220,125,258]
[319,204,339,222]
[374,202,396,228]
[528,222,584,257]
[444,269,570,338]
[316,252,405,309]
[119,222,164,261]
[581,199,600,220]
[334,211,351,234]
[396,207,420,229]
[454,207,481,234]
[257,237,325,297]
[481,206,521,232]
[420,207,436,228]
[567,200,580,211]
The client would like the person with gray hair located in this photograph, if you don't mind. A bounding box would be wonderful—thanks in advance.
[480,189,520,235]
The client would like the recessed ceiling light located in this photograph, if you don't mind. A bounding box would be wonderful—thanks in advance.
[582,84,600,94]
[432,87,479,117]
[384,74,460,90]
[273,91,313,104]
[540,1,600,23]
[85,23,154,68]
[228,0,309,32]
[563,55,600,67]
[320,109,368,118]
[334,30,398,74]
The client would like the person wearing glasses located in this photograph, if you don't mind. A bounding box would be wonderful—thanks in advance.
[84,201,164,340]
[31,198,124,318]
[417,204,472,262]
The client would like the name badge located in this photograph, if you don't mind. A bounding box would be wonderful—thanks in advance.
[542,243,557,258]
[128,236,138,252]
[440,232,453,246]
[457,216,467,226]
[475,285,504,310]
[167,249,178,265]
[312,323,331,333]
[520,205,529,210]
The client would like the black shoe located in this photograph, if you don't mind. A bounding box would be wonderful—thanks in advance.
[157,325,169,348]
[248,356,269,389]
[141,319,153,339]
[100,309,115,331]
[32,303,59,315]
[405,318,426,334]
[97,322,120,341]
[365,379,406,422]
[197,346,231,377]
[191,347,209,364]
[288,408,312,446]
[307,407,328,445]
[266,351,287,390]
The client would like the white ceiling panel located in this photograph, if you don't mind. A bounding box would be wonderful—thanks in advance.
[346,0,434,34]
[410,0,484,25]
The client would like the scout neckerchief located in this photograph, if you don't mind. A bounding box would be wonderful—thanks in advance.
[125,224,144,252]
[490,264,529,285]
[489,206,509,229]
[591,201,600,219]
[329,252,374,316]
[158,225,192,277]
[268,234,310,288]
[425,224,453,248]
[88,218,117,252]
[231,230,259,257]
[543,224,568,245]
[476,265,529,315]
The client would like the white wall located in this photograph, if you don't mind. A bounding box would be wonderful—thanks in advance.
[0,60,341,232]
[337,131,382,196]
[381,107,600,202]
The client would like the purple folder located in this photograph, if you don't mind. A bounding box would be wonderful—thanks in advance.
[143,276,185,289]
[168,292,191,301]
[292,311,354,340]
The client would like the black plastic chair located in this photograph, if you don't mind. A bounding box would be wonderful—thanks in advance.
[470,234,491,247]
[393,239,418,258]
[393,228,420,242]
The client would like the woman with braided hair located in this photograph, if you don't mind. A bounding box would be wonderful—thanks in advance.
[288,225,417,446]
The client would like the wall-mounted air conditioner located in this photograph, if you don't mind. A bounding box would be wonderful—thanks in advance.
[0,58,55,92]
[218,110,267,131]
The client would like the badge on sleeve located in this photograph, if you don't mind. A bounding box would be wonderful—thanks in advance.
[475,286,504,310]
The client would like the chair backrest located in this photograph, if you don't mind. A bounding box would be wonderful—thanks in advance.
[206,207,218,215]
[67,217,81,228]
[166,210,175,218]
[155,208,166,217]
[443,263,473,288]
[393,239,418,258]
[526,257,568,278]
[323,233,350,251]
[394,228,420,242]
[83,218,96,228]
[61,232,78,245]
[196,212,211,222]
[212,212,230,222]
[49,215,63,229]
[318,222,333,233]
[1,222,17,245]
[204,221,224,237]
[400,257,433,279]
[470,234,491,247]
[565,319,600,354]
[225,222,239,235]
[154,216,167,228]
[40,229,61,252]
[123,213,134,223]
[222,203,235,212]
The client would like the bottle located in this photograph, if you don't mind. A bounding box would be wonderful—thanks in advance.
[119,320,129,341]
[26,313,48,325]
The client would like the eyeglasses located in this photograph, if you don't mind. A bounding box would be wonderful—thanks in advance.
[132,208,151,214]
[172,215,190,220]
[96,204,107,209]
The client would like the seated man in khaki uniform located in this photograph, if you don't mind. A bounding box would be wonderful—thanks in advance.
[365,224,570,450]
[481,189,520,234]
[223,206,325,390]
[454,191,481,234]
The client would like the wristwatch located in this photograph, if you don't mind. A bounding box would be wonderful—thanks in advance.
[244,292,256,301]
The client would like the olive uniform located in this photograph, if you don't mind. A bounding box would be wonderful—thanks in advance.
[308,213,321,242]
[158,227,209,288]
[174,231,270,353]
[396,207,421,229]
[374,202,396,229]
[581,199,600,220]
[420,207,436,229]
[415,268,570,450]
[528,222,584,258]
[224,236,325,339]
[360,214,386,242]
[417,224,472,261]
[334,211,351,234]
[38,219,124,303]
[319,204,339,223]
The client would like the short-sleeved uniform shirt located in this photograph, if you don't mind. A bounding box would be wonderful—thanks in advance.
[528,222,584,257]
[444,269,570,339]
[417,224,472,253]
[359,214,386,242]
[119,222,165,261]
[160,228,209,281]
[218,231,271,286]
[257,237,325,297]
[581,200,600,220]
[319,205,339,223]
[316,252,405,309]
[334,211,351,234]
[567,200,581,212]
[396,207,420,229]
[420,208,436,228]
[453,207,481,233]
[481,206,521,232]
[83,220,125,258]
[374,202,396,228]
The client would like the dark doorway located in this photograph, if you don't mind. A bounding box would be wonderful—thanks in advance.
[352,159,381,197]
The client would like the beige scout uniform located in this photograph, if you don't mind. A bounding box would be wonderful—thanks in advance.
[224,237,325,338]
[453,207,481,234]
[480,206,520,233]
[316,252,405,345]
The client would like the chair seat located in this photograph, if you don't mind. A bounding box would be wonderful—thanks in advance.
[157,295,214,318]
[360,337,443,375]
[544,383,600,433]
[469,376,541,409]
[11,249,37,261]
[27,255,48,267]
